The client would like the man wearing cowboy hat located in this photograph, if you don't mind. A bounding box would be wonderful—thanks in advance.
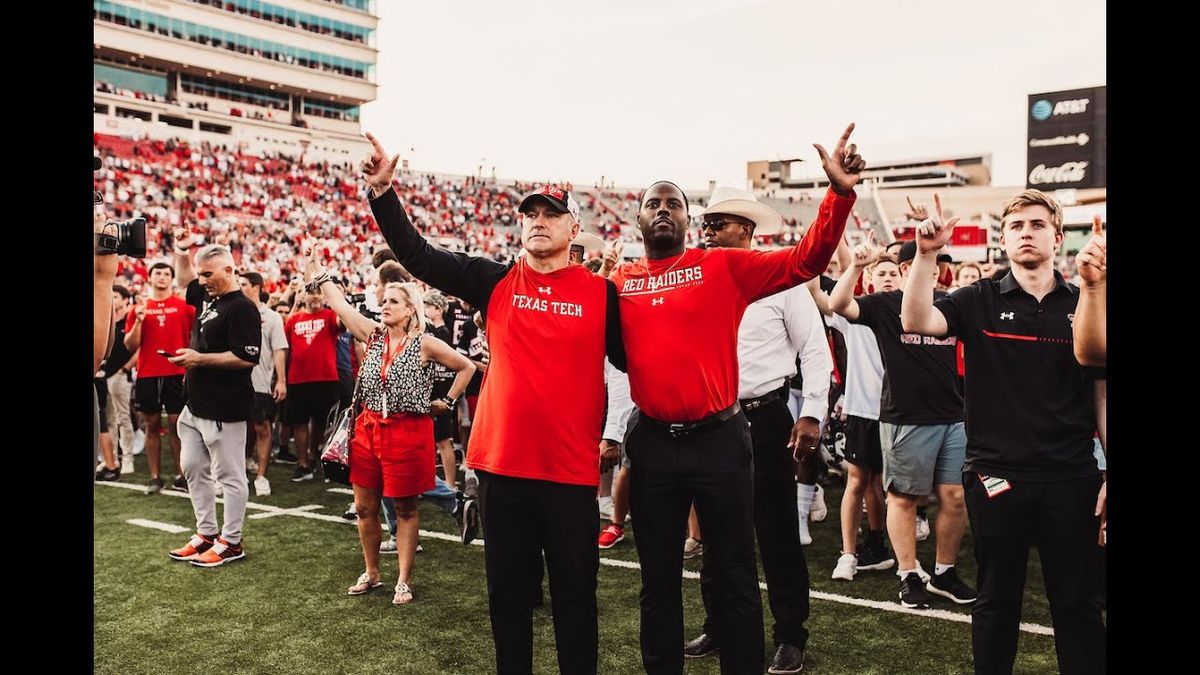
[609,123,864,675]
[570,231,604,266]
[676,187,833,674]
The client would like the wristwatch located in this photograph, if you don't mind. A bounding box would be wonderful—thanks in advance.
[440,396,458,409]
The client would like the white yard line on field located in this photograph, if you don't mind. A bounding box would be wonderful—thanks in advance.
[97,481,1054,636]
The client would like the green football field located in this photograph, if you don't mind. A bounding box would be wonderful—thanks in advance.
[94,458,1081,674]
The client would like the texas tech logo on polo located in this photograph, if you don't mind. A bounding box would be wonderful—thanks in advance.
[511,294,584,317]
[620,265,704,295]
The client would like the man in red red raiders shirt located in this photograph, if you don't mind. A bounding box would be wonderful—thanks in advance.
[609,124,864,675]
[359,133,625,675]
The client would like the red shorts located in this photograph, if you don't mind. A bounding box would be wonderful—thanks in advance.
[349,409,435,498]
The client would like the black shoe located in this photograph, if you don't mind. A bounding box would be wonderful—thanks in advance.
[856,540,896,571]
[290,466,315,483]
[768,643,805,674]
[460,498,479,545]
[95,466,121,482]
[927,568,978,604]
[274,449,299,465]
[899,572,932,609]
[171,475,188,491]
[683,633,719,659]
[145,477,165,494]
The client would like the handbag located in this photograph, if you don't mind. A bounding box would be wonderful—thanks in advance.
[319,330,375,485]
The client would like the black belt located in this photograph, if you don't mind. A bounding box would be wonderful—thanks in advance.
[642,402,742,439]
[739,384,790,414]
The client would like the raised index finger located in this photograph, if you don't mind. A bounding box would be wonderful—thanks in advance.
[933,193,944,222]
[834,122,855,154]
[363,131,387,156]
[1092,214,1104,236]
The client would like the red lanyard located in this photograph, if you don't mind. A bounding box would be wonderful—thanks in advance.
[380,332,408,386]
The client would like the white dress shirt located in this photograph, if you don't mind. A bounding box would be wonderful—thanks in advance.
[737,285,832,422]
[603,359,635,442]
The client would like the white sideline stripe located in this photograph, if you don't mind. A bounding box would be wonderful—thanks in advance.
[326,488,356,495]
[248,505,324,520]
[97,481,1054,636]
[126,518,188,534]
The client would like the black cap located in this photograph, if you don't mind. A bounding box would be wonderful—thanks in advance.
[518,185,581,222]
[93,156,102,171]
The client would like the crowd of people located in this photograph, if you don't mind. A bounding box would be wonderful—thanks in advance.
[94,123,1107,675]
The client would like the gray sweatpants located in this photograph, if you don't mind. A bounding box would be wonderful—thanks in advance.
[178,406,248,545]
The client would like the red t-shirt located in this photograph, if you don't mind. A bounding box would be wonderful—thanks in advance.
[611,189,854,422]
[465,262,609,487]
[285,308,340,384]
[127,295,195,378]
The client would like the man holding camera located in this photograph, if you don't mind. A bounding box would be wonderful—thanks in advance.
[166,244,261,567]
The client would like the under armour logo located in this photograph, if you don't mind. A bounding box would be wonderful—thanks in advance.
[538,286,552,295]
[651,297,664,306]
[1000,312,1014,320]
[1067,313,1075,326]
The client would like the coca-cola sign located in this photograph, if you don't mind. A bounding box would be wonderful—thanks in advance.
[1028,162,1088,185]
[1027,87,1104,189]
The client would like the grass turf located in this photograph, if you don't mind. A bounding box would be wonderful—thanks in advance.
[95,459,1073,674]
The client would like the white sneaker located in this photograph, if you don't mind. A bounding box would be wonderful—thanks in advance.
[380,538,398,554]
[683,537,704,559]
[916,515,931,542]
[133,429,145,455]
[831,553,858,581]
[254,475,271,497]
[810,484,828,522]
[120,457,135,474]
[898,560,932,584]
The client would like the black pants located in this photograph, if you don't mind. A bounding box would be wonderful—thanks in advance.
[963,472,1106,675]
[476,470,599,675]
[701,400,809,649]
[627,410,764,675]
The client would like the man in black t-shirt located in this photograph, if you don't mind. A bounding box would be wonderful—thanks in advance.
[99,285,138,475]
[165,244,261,568]
[901,190,1105,675]
[831,238,975,610]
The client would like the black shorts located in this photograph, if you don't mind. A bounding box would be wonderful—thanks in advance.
[433,411,455,442]
[283,381,340,425]
[843,415,883,473]
[135,375,185,415]
[251,393,277,423]
[94,379,109,433]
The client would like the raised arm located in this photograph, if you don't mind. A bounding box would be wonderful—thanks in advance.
[360,132,508,309]
[1073,216,1106,366]
[305,244,379,344]
[173,228,197,289]
[829,236,881,321]
[901,194,957,337]
[725,123,863,302]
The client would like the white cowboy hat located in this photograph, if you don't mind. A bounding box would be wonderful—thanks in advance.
[699,186,783,235]
[570,231,604,253]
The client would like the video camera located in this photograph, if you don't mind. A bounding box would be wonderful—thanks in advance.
[94,156,147,258]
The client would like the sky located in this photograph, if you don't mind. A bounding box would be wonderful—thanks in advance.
[359,0,1105,191]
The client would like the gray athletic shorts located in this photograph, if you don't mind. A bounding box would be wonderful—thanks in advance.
[880,421,966,496]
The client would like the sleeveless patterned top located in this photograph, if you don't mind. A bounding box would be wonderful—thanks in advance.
[357,329,433,415]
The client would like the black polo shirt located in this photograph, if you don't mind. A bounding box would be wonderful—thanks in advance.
[185,280,261,422]
[934,271,1098,481]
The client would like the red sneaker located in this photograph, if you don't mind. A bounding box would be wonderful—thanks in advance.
[168,533,215,561]
[190,537,245,567]
[597,524,625,549]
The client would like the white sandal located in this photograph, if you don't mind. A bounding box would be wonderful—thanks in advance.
[392,580,413,605]
[347,572,383,596]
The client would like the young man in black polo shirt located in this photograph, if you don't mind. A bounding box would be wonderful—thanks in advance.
[901,191,1105,675]
[165,244,262,567]
[831,238,975,609]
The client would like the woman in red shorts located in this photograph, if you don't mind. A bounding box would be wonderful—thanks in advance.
[307,248,474,604]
